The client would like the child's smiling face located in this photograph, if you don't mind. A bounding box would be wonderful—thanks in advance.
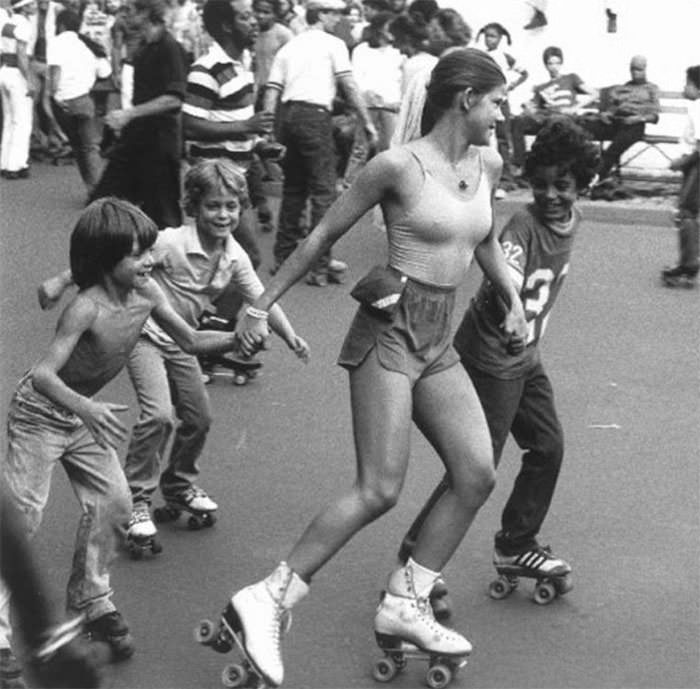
[196,188,242,244]
[530,165,578,224]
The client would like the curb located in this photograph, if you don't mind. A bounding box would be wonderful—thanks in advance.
[495,190,675,228]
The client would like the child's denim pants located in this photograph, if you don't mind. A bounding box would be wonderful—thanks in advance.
[0,374,132,649]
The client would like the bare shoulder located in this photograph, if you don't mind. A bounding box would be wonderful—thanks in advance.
[480,144,502,172]
[479,145,503,188]
[364,146,419,186]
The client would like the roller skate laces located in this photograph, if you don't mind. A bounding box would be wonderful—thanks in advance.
[230,563,308,686]
[127,503,156,539]
[376,564,471,657]
[177,486,218,513]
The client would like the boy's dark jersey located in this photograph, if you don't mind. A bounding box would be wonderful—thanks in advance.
[454,203,581,379]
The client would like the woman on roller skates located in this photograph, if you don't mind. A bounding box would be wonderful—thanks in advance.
[399,117,600,611]
[216,47,527,687]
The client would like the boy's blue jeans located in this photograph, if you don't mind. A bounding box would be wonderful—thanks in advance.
[123,336,212,505]
[0,375,132,648]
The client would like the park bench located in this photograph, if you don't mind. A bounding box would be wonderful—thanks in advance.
[596,89,686,185]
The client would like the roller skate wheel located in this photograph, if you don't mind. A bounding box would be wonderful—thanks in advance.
[187,515,203,530]
[233,373,248,386]
[555,572,573,595]
[203,512,217,527]
[221,662,248,688]
[128,545,143,560]
[489,576,515,600]
[154,506,178,523]
[533,580,557,605]
[372,657,398,683]
[151,538,163,554]
[426,663,452,689]
[194,619,217,645]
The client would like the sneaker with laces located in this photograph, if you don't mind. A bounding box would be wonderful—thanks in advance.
[83,611,134,661]
[0,648,26,689]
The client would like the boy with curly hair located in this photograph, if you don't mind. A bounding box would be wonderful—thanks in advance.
[400,117,600,614]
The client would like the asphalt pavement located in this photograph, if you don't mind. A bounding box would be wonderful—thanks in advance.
[1,162,698,689]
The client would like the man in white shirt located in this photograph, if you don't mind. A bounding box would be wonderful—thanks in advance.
[0,0,36,179]
[46,8,106,194]
[263,0,377,285]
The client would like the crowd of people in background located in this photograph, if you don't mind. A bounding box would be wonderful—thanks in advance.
[0,0,699,686]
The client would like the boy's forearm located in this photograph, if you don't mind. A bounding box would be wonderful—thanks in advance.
[185,330,238,355]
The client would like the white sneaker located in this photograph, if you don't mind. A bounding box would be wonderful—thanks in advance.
[127,504,156,539]
[230,563,308,687]
[374,591,472,656]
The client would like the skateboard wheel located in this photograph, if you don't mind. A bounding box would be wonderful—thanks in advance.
[151,538,163,554]
[128,545,143,560]
[426,663,452,689]
[533,580,557,605]
[372,657,398,683]
[221,662,248,688]
[233,373,248,386]
[194,619,217,645]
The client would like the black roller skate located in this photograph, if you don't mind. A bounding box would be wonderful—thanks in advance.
[489,545,573,605]
[154,486,218,530]
[661,264,698,288]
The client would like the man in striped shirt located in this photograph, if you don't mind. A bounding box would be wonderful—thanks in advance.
[183,0,274,271]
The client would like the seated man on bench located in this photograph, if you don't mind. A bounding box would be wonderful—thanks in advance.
[586,55,660,183]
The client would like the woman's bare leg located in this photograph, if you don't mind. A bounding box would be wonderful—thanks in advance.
[409,364,495,572]
[287,350,414,580]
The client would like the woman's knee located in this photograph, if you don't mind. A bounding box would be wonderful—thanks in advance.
[358,480,402,519]
[454,452,497,503]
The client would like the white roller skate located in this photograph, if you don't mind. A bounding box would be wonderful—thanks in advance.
[125,503,161,559]
[196,562,308,687]
[489,545,573,604]
[373,559,470,687]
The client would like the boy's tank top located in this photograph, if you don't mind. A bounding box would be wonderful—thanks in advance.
[387,146,493,288]
[55,293,152,398]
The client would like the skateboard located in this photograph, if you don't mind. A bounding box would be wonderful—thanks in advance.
[197,313,263,386]
[488,567,573,605]
[200,353,263,386]
[195,603,270,688]
[125,532,162,559]
[372,633,468,689]
[153,500,217,530]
